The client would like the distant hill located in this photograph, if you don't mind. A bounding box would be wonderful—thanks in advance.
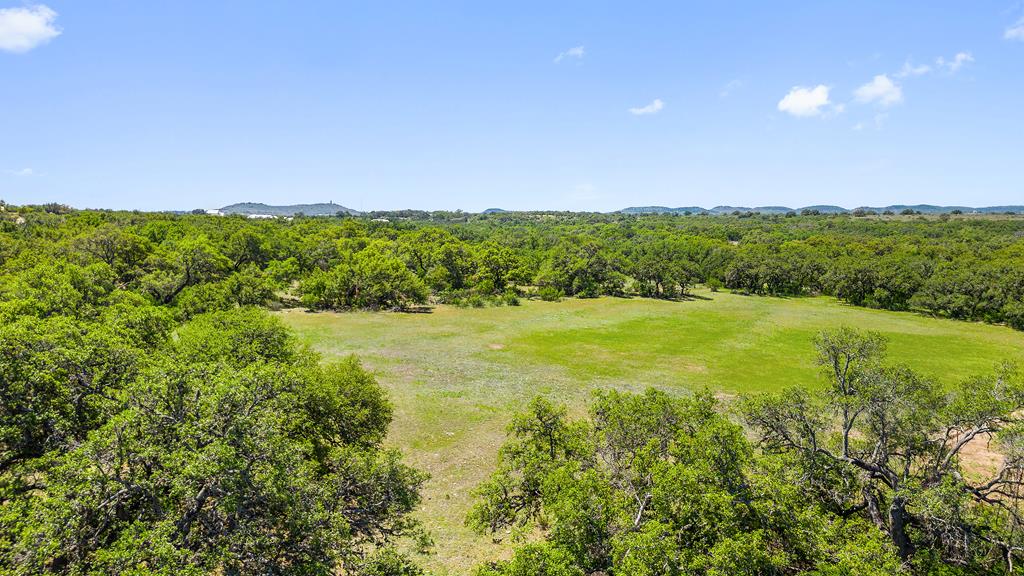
[977,206,1024,214]
[860,205,970,214]
[482,208,508,214]
[748,205,793,214]
[619,205,1023,215]
[620,206,709,214]
[798,205,848,214]
[219,202,360,216]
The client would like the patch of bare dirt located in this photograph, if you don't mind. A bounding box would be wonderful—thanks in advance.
[959,432,1003,480]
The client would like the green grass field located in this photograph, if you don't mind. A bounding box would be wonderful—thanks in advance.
[278,290,1024,575]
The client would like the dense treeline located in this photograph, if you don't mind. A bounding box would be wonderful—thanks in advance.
[1,202,1023,329]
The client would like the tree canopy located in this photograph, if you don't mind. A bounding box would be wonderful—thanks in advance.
[1,307,426,575]
[1,203,1023,325]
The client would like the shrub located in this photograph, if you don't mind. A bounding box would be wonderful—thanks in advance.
[537,286,564,301]
[500,290,520,306]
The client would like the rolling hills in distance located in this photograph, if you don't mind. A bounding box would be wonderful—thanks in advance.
[210,202,1024,216]
[617,204,1024,215]
[217,202,361,216]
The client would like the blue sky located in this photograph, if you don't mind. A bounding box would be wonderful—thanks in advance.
[1,1,1022,212]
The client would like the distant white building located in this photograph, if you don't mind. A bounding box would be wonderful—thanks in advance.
[247,214,275,219]
[205,209,223,216]
[371,217,390,223]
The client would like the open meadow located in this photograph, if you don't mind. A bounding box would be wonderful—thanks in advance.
[280,290,1024,575]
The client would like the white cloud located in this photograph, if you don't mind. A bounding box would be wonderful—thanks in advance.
[854,74,903,107]
[628,98,664,115]
[3,168,34,176]
[0,4,61,53]
[936,51,973,73]
[1005,18,1024,41]
[896,61,932,78]
[895,52,972,78]
[554,45,584,63]
[777,85,830,117]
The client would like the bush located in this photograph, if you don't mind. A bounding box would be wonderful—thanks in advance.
[537,286,564,302]
[360,548,425,576]
[299,244,428,311]
[500,290,520,306]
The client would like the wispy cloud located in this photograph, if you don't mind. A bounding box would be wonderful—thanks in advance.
[628,98,664,115]
[895,51,971,78]
[854,74,903,107]
[719,79,743,98]
[852,113,889,132]
[0,4,61,53]
[554,45,585,63]
[1006,18,1024,41]
[936,52,973,73]
[895,61,932,78]
[777,85,831,117]
[3,168,34,176]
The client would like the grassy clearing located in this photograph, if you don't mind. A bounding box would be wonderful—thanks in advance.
[278,290,1024,575]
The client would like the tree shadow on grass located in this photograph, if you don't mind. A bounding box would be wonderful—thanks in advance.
[680,292,713,301]
[299,304,435,314]
[397,305,435,314]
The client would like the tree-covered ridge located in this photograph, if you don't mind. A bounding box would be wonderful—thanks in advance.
[1,203,1024,329]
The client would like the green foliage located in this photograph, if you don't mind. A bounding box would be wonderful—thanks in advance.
[472,241,531,294]
[0,308,426,575]
[0,261,117,320]
[629,238,699,298]
[473,543,584,576]
[467,388,909,574]
[537,237,627,298]
[300,242,429,310]
[3,204,1024,574]
[1,205,1023,326]
[536,285,564,301]
[744,327,1024,572]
